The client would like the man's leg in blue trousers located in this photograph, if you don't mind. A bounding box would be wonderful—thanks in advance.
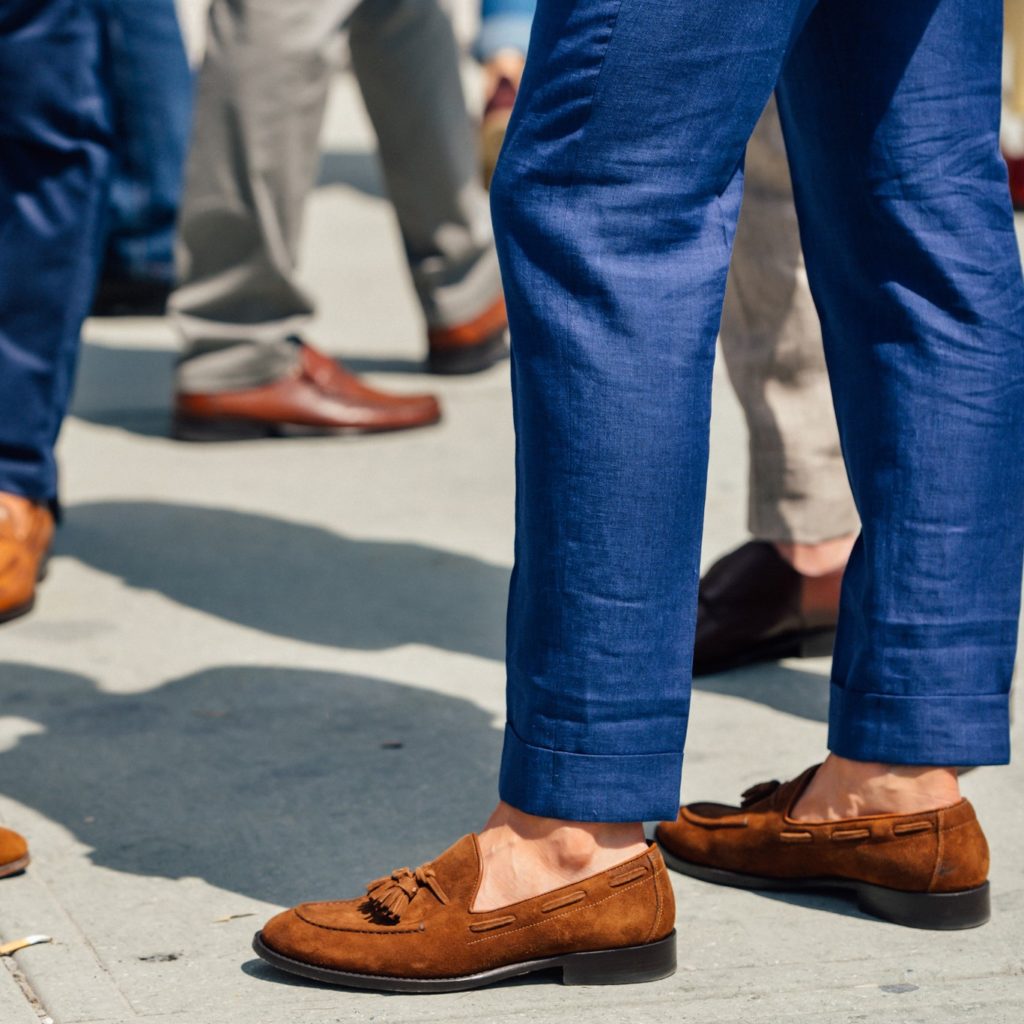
[103,0,192,284]
[492,0,1023,823]
[777,0,1024,767]
[0,0,112,503]
[492,0,816,822]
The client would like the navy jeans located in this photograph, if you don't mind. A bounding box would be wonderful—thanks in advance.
[492,0,1024,821]
[0,0,112,503]
[103,0,192,283]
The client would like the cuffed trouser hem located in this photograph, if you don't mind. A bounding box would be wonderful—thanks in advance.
[827,683,1011,767]
[498,724,683,823]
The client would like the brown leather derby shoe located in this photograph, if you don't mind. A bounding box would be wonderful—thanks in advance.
[427,296,509,375]
[0,493,54,624]
[657,766,990,930]
[694,541,843,676]
[172,342,442,440]
[254,835,676,992]
[0,826,29,878]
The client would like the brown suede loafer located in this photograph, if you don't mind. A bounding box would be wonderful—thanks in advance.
[173,342,441,440]
[0,493,54,625]
[694,541,843,676]
[254,835,676,992]
[0,827,29,878]
[656,766,989,930]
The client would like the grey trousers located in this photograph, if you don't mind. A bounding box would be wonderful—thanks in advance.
[721,98,859,544]
[171,0,502,392]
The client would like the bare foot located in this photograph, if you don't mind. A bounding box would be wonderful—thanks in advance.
[774,531,856,578]
[472,802,648,912]
[791,753,961,822]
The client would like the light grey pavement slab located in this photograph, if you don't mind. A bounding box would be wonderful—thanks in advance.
[2,8,1024,1023]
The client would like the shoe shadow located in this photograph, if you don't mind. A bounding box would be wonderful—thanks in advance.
[0,663,502,907]
[693,661,830,723]
[58,500,509,662]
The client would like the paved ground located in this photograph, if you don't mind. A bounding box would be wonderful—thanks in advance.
[2,12,1023,1024]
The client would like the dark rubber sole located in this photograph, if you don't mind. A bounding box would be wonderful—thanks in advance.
[658,843,989,930]
[252,929,676,993]
[0,855,30,879]
[693,626,836,677]
[427,332,509,375]
[171,413,440,442]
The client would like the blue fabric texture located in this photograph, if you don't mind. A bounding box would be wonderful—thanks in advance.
[491,0,1024,821]
[0,0,113,502]
[103,0,192,282]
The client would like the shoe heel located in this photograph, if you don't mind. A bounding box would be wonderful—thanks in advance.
[856,882,990,930]
[560,932,676,986]
[798,629,836,658]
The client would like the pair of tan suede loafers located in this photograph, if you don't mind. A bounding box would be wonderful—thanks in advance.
[253,765,991,993]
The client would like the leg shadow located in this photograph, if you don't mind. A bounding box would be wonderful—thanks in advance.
[58,500,509,661]
[0,662,502,905]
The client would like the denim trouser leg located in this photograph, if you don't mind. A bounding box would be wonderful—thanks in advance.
[0,0,112,503]
[492,0,1024,822]
[103,0,192,283]
[777,2,1024,766]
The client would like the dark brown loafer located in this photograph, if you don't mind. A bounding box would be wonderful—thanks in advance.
[254,835,677,992]
[0,827,29,878]
[427,297,509,375]
[173,342,441,440]
[656,766,990,930]
[0,493,54,625]
[694,541,843,676]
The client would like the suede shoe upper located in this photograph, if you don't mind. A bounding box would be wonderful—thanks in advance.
[657,766,988,894]
[260,834,675,981]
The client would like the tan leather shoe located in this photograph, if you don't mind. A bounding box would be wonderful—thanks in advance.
[656,766,990,930]
[254,835,676,992]
[427,296,509,375]
[0,493,55,624]
[0,827,29,878]
[173,342,442,440]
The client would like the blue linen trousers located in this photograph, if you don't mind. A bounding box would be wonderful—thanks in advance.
[103,0,192,284]
[491,0,1024,822]
[0,0,112,504]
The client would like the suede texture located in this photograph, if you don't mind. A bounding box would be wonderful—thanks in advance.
[0,493,53,618]
[657,766,988,894]
[260,835,675,979]
[0,826,29,875]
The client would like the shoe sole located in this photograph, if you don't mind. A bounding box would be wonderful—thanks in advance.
[0,855,30,879]
[252,929,676,992]
[427,332,509,376]
[693,627,836,677]
[658,843,989,930]
[171,413,441,442]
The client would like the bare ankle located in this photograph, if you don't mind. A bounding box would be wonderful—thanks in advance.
[473,803,647,911]
[792,754,961,822]
[774,532,856,577]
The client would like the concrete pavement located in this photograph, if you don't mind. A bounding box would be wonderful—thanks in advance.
[2,18,1023,1024]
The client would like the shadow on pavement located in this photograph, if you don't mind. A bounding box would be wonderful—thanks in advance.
[316,148,386,197]
[59,501,509,662]
[0,663,501,906]
[694,662,830,723]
